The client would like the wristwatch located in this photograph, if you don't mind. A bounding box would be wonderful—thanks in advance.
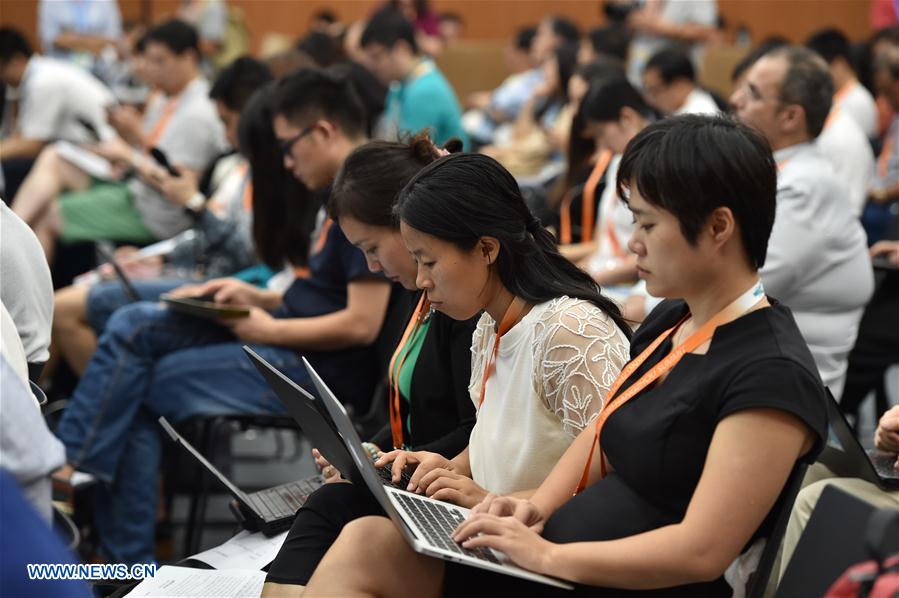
[184,191,206,214]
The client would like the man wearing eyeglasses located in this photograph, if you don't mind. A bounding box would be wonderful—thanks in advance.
[731,45,873,400]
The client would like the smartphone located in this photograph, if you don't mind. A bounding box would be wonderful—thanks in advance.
[149,147,180,177]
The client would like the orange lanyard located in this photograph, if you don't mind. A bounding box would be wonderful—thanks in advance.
[574,280,765,494]
[602,189,626,260]
[146,95,180,148]
[581,150,613,244]
[559,150,612,245]
[478,296,527,410]
[241,169,253,212]
[312,219,333,256]
[388,294,431,449]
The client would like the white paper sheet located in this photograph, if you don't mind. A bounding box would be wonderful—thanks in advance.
[188,530,288,570]
[128,566,266,597]
[54,140,113,180]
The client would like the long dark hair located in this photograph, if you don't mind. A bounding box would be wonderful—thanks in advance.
[396,153,631,336]
[238,84,318,268]
[330,132,462,228]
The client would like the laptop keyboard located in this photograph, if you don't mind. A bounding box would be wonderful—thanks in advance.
[375,464,414,489]
[872,451,899,479]
[253,476,323,520]
[394,492,500,564]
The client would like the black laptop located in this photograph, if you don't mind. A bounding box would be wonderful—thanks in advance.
[819,390,899,490]
[242,346,413,489]
[157,416,322,535]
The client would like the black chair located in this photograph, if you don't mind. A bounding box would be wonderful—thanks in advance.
[171,413,301,556]
[745,461,809,598]
[775,485,899,597]
[175,290,417,556]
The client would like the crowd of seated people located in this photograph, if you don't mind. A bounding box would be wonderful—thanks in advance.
[0,4,898,597]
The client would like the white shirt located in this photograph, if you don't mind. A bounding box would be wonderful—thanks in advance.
[674,88,720,116]
[467,297,630,495]
[586,155,637,298]
[129,78,228,239]
[15,55,115,144]
[0,203,54,364]
[38,0,122,63]
[837,80,877,139]
[764,143,874,397]
[816,109,874,216]
[628,0,718,84]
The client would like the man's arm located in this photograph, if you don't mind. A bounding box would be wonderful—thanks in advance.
[0,137,47,161]
[260,279,392,350]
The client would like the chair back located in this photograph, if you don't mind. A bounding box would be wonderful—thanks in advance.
[745,461,808,598]
[775,485,893,597]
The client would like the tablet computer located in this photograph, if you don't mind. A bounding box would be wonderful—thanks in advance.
[161,294,250,319]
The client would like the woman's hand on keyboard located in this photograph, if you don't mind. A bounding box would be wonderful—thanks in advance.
[451,513,554,575]
[419,469,488,508]
[375,450,454,492]
[470,494,546,532]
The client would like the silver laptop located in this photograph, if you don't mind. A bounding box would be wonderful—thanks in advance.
[302,357,573,590]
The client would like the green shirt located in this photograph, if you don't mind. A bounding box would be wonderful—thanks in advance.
[392,318,432,440]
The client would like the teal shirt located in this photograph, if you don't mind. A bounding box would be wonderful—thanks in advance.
[384,59,469,149]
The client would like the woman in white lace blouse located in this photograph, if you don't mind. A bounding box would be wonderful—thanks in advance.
[373,152,632,506]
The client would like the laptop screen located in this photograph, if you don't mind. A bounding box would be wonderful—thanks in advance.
[157,416,253,504]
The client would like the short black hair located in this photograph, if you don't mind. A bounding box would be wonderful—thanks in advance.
[586,25,630,62]
[576,56,627,86]
[805,28,852,65]
[731,37,789,83]
[297,31,344,67]
[144,19,200,57]
[515,26,537,52]
[271,67,367,139]
[0,28,32,65]
[617,114,777,269]
[361,7,418,54]
[312,9,338,25]
[645,47,696,83]
[328,61,387,137]
[581,75,653,123]
[546,16,580,46]
[210,57,274,112]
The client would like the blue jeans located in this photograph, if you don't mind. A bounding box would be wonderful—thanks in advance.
[86,278,190,334]
[56,301,310,565]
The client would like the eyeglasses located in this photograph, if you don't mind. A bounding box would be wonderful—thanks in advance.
[740,81,781,105]
[279,124,315,156]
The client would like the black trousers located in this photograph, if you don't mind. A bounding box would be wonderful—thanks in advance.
[265,482,383,585]
[840,271,899,420]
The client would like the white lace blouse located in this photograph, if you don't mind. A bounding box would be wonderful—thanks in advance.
[467,296,630,495]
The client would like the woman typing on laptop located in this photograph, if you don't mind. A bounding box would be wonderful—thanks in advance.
[263,137,631,595]
[264,135,480,592]
[303,116,829,597]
